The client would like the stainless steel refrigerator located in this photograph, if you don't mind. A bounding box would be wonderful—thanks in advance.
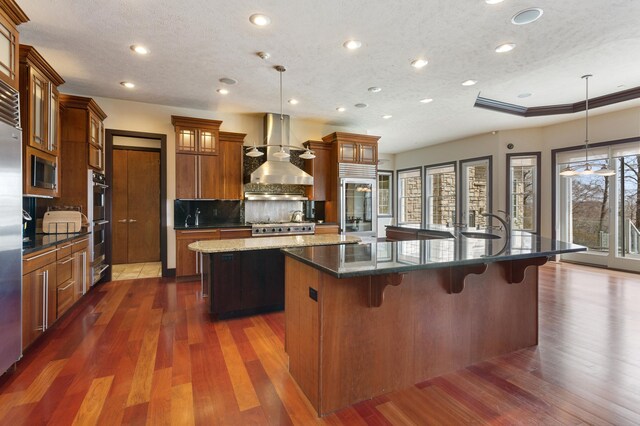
[0,81,23,375]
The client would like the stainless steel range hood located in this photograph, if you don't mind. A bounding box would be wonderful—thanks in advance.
[249,113,314,186]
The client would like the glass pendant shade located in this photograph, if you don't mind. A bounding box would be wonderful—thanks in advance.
[594,164,616,176]
[299,149,316,159]
[581,163,594,175]
[246,146,264,157]
[559,165,578,176]
[272,147,290,159]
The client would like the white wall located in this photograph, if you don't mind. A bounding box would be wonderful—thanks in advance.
[394,106,640,238]
[92,96,365,269]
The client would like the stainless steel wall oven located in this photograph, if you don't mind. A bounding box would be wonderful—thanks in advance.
[88,170,109,284]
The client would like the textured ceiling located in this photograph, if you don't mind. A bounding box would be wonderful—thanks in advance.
[17,0,640,153]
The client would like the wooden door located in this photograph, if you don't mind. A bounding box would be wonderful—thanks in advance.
[112,149,161,264]
[22,269,44,350]
[29,66,49,152]
[199,154,222,199]
[127,150,160,263]
[221,140,242,199]
[176,153,197,199]
[338,142,357,163]
[112,149,128,264]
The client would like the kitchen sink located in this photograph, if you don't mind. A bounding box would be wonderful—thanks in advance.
[460,231,501,240]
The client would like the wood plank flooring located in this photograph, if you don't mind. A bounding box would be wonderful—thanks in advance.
[1,261,639,425]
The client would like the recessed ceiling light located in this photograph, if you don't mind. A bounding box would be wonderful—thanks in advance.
[354,103,368,108]
[343,40,362,50]
[336,107,346,112]
[517,92,532,98]
[485,0,505,4]
[420,98,434,103]
[120,81,135,89]
[219,77,238,85]
[249,14,271,26]
[411,58,429,69]
[462,79,478,86]
[511,8,544,25]
[495,43,516,53]
[288,98,299,105]
[368,86,382,93]
[217,88,229,95]
[130,45,149,55]
[382,115,392,119]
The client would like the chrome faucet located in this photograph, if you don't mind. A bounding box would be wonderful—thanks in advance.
[481,210,510,238]
[195,208,200,226]
[184,214,191,228]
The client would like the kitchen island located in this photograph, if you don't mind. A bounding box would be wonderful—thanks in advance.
[282,232,586,416]
[189,234,359,318]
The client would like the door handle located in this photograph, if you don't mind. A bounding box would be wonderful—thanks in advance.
[129,219,137,223]
[117,219,127,223]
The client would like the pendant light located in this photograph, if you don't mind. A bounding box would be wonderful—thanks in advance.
[299,149,316,159]
[560,75,615,177]
[246,144,264,157]
[271,65,291,159]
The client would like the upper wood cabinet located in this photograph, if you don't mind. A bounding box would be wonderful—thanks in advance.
[19,45,65,156]
[59,94,108,172]
[0,1,28,91]
[172,116,244,200]
[20,45,65,198]
[303,140,333,201]
[322,132,380,165]
[172,115,221,155]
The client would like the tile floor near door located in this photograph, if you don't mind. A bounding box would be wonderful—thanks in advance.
[111,262,161,280]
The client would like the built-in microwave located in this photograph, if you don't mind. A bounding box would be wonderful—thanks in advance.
[31,154,57,190]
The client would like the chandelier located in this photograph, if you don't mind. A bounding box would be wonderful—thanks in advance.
[559,75,615,177]
[245,65,315,160]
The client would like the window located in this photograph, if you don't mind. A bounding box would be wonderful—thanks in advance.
[425,163,456,226]
[397,168,422,226]
[460,157,492,228]
[377,171,393,217]
[507,153,540,233]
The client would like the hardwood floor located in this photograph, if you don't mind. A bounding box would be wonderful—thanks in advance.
[1,261,639,425]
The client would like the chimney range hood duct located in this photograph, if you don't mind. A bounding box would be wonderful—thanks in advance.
[249,113,314,186]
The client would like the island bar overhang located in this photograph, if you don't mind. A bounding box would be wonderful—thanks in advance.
[282,236,586,416]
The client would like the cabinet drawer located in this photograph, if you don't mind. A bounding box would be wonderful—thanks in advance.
[57,279,75,317]
[57,242,73,259]
[23,248,57,275]
[56,255,73,284]
[72,237,90,253]
[219,228,252,239]
[176,229,220,240]
[315,225,339,235]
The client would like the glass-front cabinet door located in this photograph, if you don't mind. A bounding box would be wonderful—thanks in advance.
[0,14,17,90]
[198,129,217,154]
[339,142,358,163]
[48,87,59,155]
[359,143,377,165]
[30,67,48,152]
[176,127,196,153]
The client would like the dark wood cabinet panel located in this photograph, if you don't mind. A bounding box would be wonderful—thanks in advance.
[175,153,197,199]
[219,132,245,200]
[304,140,333,201]
[176,229,219,278]
[199,154,222,199]
[209,249,285,318]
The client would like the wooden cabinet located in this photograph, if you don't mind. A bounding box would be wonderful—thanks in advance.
[303,140,333,201]
[72,237,90,303]
[219,131,245,200]
[172,118,244,200]
[172,115,221,155]
[315,224,339,234]
[20,45,65,197]
[22,247,57,350]
[0,1,28,91]
[176,229,220,277]
[210,249,285,318]
[322,132,380,165]
[219,228,252,239]
[59,94,107,175]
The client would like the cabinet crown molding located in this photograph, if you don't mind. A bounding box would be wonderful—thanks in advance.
[19,45,65,86]
[219,131,246,144]
[59,94,107,120]
[171,115,222,130]
[321,132,381,145]
[303,140,332,150]
[0,0,29,25]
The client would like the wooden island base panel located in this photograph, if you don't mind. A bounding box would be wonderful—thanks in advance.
[285,258,542,415]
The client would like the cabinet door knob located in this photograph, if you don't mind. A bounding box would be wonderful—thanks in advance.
[117,219,127,223]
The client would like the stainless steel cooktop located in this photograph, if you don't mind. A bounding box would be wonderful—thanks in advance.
[251,222,315,237]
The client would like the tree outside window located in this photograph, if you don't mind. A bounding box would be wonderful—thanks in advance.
[398,169,422,226]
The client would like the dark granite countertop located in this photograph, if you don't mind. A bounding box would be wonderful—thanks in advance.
[174,222,250,230]
[23,231,91,255]
[282,231,586,278]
